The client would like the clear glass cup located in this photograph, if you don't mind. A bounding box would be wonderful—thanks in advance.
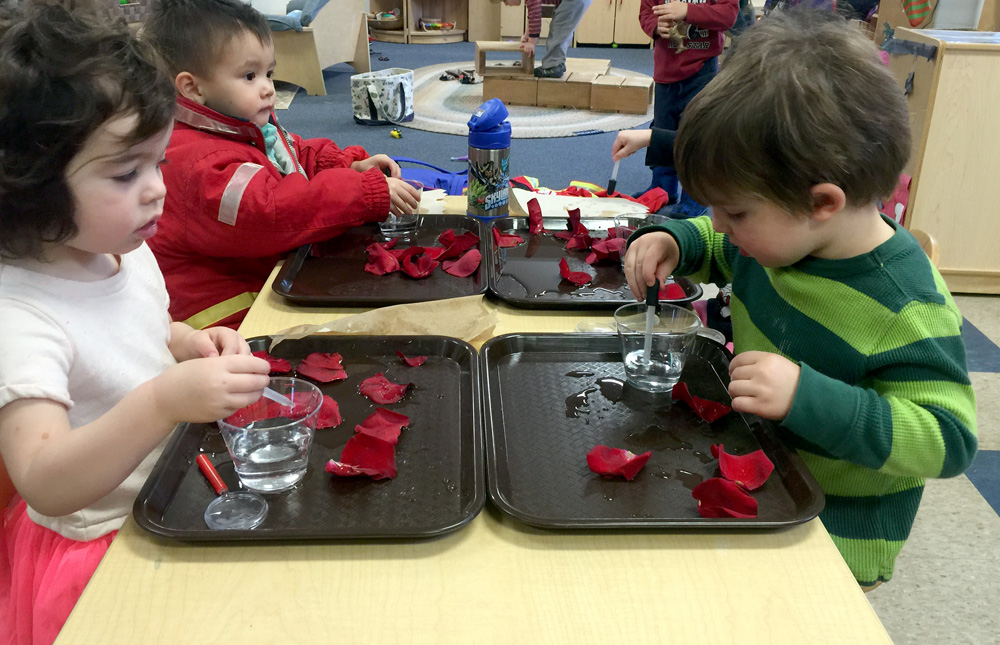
[614,302,702,393]
[610,214,646,272]
[217,377,323,493]
[379,179,423,238]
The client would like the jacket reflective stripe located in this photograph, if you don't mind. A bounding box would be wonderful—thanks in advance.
[183,291,258,329]
[218,162,263,225]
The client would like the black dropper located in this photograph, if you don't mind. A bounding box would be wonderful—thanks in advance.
[646,279,660,315]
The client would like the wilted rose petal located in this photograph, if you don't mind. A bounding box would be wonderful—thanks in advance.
[422,246,449,261]
[297,352,348,383]
[587,445,652,481]
[359,373,411,404]
[659,282,686,300]
[398,247,440,278]
[355,407,410,445]
[316,395,342,429]
[492,227,525,248]
[559,257,592,287]
[438,230,480,260]
[585,237,626,264]
[671,382,731,423]
[710,444,774,491]
[252,350,292,374]
[442,249,481,277]
[692,477,758,518]
[325,433,397,480]
[527,198,543,234]
[396,350,427,367]
[364,241,400,275]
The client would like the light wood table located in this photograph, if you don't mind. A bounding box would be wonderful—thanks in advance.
[58,261,891,643]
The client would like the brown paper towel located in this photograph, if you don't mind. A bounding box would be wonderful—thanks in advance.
[268,295,496,351]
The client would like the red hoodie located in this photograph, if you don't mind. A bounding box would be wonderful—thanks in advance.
[149,97,391,329]
[639,0,739,84]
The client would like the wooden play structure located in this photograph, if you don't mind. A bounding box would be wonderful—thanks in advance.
[475,41,652,114]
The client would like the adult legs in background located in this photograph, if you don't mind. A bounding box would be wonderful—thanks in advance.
[538,0,593,73]
[647,57,719,214]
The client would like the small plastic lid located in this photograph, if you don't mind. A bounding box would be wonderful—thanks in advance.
[204,491,268,530]
[468,98,509,132]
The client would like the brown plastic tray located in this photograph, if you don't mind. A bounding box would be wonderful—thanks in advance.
[133,335,484,540]
[271,215,487,306]
[486,216,702,310]
[480,333,824,529]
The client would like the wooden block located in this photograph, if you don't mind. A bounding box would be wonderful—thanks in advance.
[475,40,534,76]
[617,76,654,114]
[483,76,538,107]
[589,74,625,112]
[536,72,595,109]
[565,58,611,76]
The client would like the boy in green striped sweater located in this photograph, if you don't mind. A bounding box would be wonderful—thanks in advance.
[624,10,977,589]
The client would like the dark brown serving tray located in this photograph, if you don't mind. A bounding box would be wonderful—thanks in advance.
[272,215,487,306]
[480,333,824,529]
[134,335,484,540]
[485,216,702,310]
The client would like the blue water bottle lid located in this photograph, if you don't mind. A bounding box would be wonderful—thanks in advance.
[467,99,511,150]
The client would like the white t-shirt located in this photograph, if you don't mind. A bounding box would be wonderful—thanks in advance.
[0,244,176,541]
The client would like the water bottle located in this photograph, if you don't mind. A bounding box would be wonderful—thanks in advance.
[467,98,511,219]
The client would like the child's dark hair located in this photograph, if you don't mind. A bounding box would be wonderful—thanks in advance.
[675,9,911,214]
[143,0,273,78]
[0,0,176,260]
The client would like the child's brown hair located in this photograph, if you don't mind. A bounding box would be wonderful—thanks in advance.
[675,9,911,214]
[142,0,272,78]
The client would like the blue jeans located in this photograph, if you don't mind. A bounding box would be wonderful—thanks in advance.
[540,0,593,69]
[649,58,719,203]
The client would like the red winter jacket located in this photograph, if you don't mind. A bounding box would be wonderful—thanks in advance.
[149,97,391,329]
[639,0,739,84]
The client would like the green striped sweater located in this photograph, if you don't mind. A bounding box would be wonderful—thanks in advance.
[645,215,978,585]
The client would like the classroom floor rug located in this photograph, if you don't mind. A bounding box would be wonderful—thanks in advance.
[403,62,653,139]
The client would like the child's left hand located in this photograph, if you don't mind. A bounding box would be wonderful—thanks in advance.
[653,0,688,23]
[728,351,801,421]
[352,154,401,178]
[170,323,251,362]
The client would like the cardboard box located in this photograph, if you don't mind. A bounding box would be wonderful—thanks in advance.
[536,72,595,109]
[483,76,538,106]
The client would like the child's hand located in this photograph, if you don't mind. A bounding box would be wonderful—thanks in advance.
[352,154,401,178]
[168,322,251,362]
[654,0,688,23]
[612,129,653,162]
[624,231,679,300]
[152,354,271,424]
[387,177,421,215]
[520,34,537,55]
[728,351,801,421]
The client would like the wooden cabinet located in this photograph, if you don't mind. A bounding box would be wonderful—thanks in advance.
[576,0,650,46]
[369,0,468,44]
[886,28,1000,293]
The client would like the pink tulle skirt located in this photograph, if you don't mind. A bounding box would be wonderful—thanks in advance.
[1,497,115,645]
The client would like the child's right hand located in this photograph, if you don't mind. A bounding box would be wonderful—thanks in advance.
[152,354,270,425]
[387,177,421,216]
[624,231,680,301]
[612,129,653,162]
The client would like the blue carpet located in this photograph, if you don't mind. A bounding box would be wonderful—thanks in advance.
[963,319,1000,373]
[966,450,1000,515]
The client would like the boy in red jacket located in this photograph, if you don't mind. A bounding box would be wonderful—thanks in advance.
[143,0,420,329]
[639,0,738,217]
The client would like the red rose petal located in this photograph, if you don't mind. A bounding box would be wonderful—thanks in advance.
[559,257,592,287]
[437,229,458,247]
[396,350,427,367]
[325,433,397,480]
[442,249,481,277]
[422,246,449,261]
[710,444,774,491]
[359,373,411,404]
[297,352,348,383]
[252,350,292,374]
[692,477,758,518]
[492,227,525,248]
[398,247,440,278]
[364,242,400,275]
[584,237,626,264]
[438,230,480,260]
[355,407,410,445]
[659,282,686,300]
[316,395,342,429]
[671,382,732,423]
[527,197,543,234]
[586,445,652,481]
